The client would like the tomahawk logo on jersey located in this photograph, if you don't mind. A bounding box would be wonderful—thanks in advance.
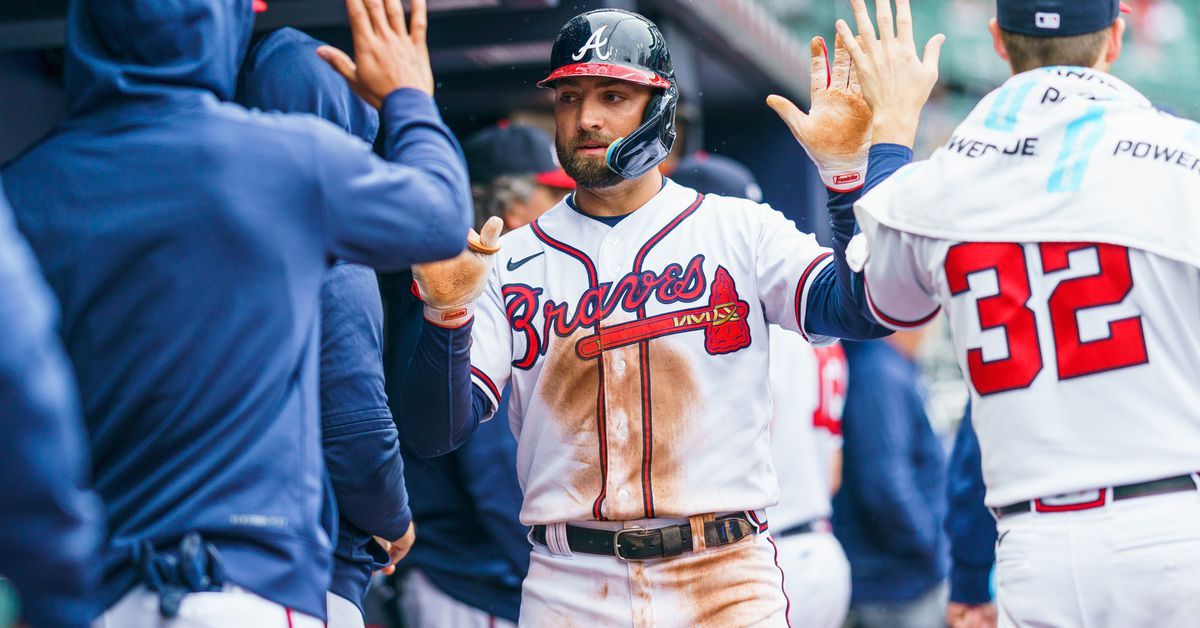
[468,180,835,524]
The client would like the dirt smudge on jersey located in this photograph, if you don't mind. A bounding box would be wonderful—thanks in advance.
[644,340,699,516]
[655,539,783,627]
[539,330,603,512]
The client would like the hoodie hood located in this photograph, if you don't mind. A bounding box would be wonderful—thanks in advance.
[65,0,256,116]
[237,28,379,144]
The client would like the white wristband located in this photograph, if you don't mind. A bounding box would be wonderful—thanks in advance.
[423,303,475,329]
[818,167,867,193]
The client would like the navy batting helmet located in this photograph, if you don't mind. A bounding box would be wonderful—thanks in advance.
[538,9,678,180]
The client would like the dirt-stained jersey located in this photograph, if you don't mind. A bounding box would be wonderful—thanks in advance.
[469,180,835,524]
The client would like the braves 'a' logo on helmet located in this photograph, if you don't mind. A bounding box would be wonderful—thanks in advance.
[571,25,613,61]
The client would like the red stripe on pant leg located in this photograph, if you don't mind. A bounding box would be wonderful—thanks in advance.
[767,537,792,628]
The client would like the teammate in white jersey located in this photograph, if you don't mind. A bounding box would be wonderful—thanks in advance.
[396,8,891,626]
[768,332,851,628]
[800,1,1200,625]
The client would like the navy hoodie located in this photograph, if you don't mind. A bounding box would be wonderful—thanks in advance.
[0,182,103,628]
[1,0,470,620]
[238,28,412,612]
[833,340,948,604]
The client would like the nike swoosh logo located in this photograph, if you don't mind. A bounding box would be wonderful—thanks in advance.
[506,251,545,272]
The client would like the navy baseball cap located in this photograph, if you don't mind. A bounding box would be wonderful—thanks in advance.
[671,152,762,202]
[997,0,1131,37]
[463,122,575,189]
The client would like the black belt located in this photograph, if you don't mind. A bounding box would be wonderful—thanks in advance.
[776,518,830,539]
[531,514,757,561]
[994,473,1198,519]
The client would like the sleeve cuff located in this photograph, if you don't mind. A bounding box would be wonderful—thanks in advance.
[377,505,413,542]
[869,143,915,161]
[950,562,994,605]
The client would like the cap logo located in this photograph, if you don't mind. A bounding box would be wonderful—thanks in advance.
[572,25,613,61]
[1035,12,1061,29]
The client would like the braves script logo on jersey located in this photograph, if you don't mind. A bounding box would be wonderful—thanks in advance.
[503,254,751,368]
[571,25,613,61]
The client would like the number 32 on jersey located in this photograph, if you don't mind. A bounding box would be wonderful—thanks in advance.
[946,242,1149,396]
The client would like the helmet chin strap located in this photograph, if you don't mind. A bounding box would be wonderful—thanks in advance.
[604,137,626,174]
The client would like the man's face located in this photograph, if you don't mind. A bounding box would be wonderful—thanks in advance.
[553,77,656,189]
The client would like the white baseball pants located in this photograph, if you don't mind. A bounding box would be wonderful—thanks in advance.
[93,585,322,628]
[995,489,1200,627]
[773,530,851,628]
[518,522,788,627]
[400,569,517,628]
[326,591,365,628]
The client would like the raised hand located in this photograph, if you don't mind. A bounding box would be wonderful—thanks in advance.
[317,0,435,108]
[836,0,945,148]
[767,35,873,192]
[412,216,504,328]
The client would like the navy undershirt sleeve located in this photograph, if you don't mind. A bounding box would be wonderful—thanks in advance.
[396,319,486,457]
[946,406,997,604]
[804,144,914,340]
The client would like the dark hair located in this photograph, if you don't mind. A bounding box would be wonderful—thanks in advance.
[999,27,1110,74]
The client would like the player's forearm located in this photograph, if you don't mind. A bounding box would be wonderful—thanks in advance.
[395,319,483,457]
[805,143,919,339]
[324,422,413,540]
[379,89,470,213]
[332,88,470,269]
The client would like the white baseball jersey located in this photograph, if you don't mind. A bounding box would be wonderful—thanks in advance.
[854,68,1200,507]
[469,179,835,524]
[766,328,845,528]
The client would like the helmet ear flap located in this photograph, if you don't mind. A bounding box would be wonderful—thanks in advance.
[605,84,678,179]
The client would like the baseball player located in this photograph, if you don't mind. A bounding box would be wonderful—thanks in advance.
[0,181,103,628]
[464,122,577,231]
[2,0,469,624]
[671,152,852,628]
[769,337,852,628]
[395,9,890,625]
[237,28,417,628]
[803,0,1200,625]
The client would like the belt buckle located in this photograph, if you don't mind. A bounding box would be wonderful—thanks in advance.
[613,526,647,561]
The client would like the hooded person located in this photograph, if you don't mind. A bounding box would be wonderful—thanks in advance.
[0,180,103,628]
[1,0,470,625]
[236,28,414,628]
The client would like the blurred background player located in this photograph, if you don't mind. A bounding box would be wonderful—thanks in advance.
[672,153,852,628]
[1,0,470,624]
[835,331,949,628]
[464,122,576,231]
[396,121,573,628]
[237,28,417,628]
[0,180,102,628]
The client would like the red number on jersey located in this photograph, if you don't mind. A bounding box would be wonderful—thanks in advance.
[945,243,1043,395]
[946,242,1147,395]
[1040,243,1148,379]
[812,344,847,436]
